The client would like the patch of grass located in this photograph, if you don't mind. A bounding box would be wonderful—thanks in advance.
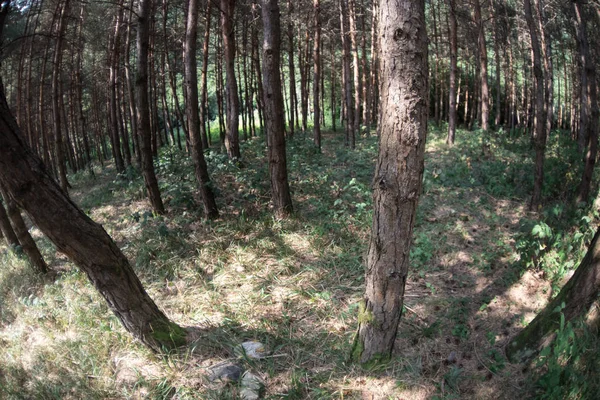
[3,124,593,399]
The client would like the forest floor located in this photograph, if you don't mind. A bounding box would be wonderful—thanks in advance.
[0,125,598,399]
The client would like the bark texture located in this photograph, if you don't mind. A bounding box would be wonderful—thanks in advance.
[525,0,546,210]
[261,0,293,217]
[184,0,219,219]
[353,0,428,364]
[221,0,241,161]
[0,84,184,352]
[136,0,165,214]
[446,0,457,145]
[0,184,49,274]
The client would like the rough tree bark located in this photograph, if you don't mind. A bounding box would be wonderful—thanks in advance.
[136,0,165,214]
[447,0,458,145]
[0,83,185,353]
[574,0,599,203]
[313,0,321,151]
[52,0,71,191]
[352,0,428,364]
[525,0,546,211]
[261,0,293,218]
[184,0,219,219]
[473,0,489,133]
[0,183,49,274]
[220,0,241,161]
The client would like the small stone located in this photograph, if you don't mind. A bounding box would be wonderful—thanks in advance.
[208,363,244,382]
[240,371,265,400]
[447,351,458,364]
[235,341,269,359]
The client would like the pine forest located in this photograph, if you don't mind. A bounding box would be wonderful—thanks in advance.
[0,0,599,398]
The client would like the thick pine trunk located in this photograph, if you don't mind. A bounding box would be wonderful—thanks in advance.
[261,0,293,218]
[353,0,428,364]
[0,81,185,351]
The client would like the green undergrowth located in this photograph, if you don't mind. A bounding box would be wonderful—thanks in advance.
[0,125,598,398]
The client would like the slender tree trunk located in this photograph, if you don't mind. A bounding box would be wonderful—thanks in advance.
[312,0,321,150]
[348,0,361,135]
[199,0,213,150]
[340,0,355,149]
[286,0,296,136]
[474,0,489,134]
[0,198,19,249]
[136,0,165,214]
[525,0,546,210]
[0,184,49,274]
[330,40,337,132]
[447,0,458,145]
[184,0,219,219]
[261,0,293,217]
[352,0,428,364]
[574,0,599,202]
[52,0,70,191]
[220,0,241,161]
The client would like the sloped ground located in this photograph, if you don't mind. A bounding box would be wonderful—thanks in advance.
[0,126,596,399]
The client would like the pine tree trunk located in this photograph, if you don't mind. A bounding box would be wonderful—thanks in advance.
[184,0,219,219]
[0,184,49,274]
[447,0,457,145]
[352,0,428,364]
[0,82,185,352]
[574,0,599,203]
[286,0,296,136]
[220,0,241,161]
[52,0,71,191]
[312,0,321,150]
[136,0,165,214]
[261,0,293,218]
[474,0,489,134]
[525,0,546,210]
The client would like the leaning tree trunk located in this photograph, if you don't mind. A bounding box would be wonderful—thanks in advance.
[352,0,428,364]
[136,0,165,215]
[184,0,219,219]
[507,227,600,363]
[261,0,293,218]
[0,82,185,352]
